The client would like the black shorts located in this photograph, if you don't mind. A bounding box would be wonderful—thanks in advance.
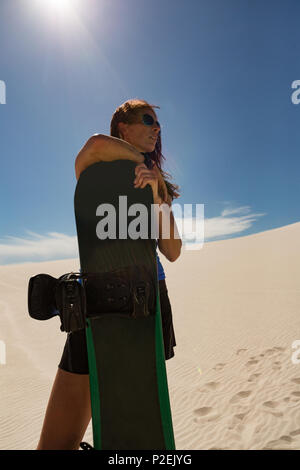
[58,279,176,374]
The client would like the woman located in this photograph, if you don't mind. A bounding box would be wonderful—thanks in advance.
[36,99,182,450]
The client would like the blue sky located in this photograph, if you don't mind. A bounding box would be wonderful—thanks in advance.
[0,0,299,265]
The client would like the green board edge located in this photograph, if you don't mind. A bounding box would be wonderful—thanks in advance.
[85,319,102,450]
[155,286,176,450]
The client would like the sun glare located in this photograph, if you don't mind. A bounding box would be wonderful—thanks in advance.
[32,0,79,27]
[33,0,76,19]
[45,0,73,14]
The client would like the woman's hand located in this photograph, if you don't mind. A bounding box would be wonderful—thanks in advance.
[152,164,180,201]
[134,163,168,203]
[152,164,169,203]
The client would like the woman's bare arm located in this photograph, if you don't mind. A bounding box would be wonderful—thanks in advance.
[134,164,182,262]
[75,134,144,180]
[155,196,182,262]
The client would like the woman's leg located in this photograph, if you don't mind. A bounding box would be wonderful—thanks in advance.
[159,279,176,360]
[36,368,91,450]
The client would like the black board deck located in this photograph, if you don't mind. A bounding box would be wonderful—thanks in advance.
[74,160,175,450]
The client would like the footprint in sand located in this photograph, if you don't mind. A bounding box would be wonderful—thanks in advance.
[229,390,252,404]
[213,363,226,371]
[194,406,212,416]
[264,349,276,357]
[248,373,261,382]
[246,359,259,367]
[263,400,279,408]
[263,346,285,358]
[202,381,221,392]
[246,347,285,371]
[236,349,247,356]
[273,347,286,352]
[279,435,293,443]
[291,378,300,385]
[228,411,249,430]
[291,391,300,400]
[262,401,283,417]
[264,435,293,449]
[193,406,220,422]
[235,412,248,421]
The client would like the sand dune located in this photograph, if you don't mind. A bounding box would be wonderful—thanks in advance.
[0,222,300,449]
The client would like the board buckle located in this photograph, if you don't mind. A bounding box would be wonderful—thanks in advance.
[132,281,150,317]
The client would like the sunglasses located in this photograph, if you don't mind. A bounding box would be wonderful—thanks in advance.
[141,113,161,130]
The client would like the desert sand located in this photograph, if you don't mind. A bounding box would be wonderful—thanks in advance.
[0,221,300,450]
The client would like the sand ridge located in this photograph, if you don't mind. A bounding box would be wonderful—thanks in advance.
[0,222,300,449]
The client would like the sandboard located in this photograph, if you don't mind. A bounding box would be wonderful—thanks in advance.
[74,160,175,450]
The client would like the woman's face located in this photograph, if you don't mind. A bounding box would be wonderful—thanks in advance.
[118,108,160,153]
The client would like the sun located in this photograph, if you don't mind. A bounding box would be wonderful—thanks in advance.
[32,0,79,26]
[33,0,75,18]
[44,0,73,13]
